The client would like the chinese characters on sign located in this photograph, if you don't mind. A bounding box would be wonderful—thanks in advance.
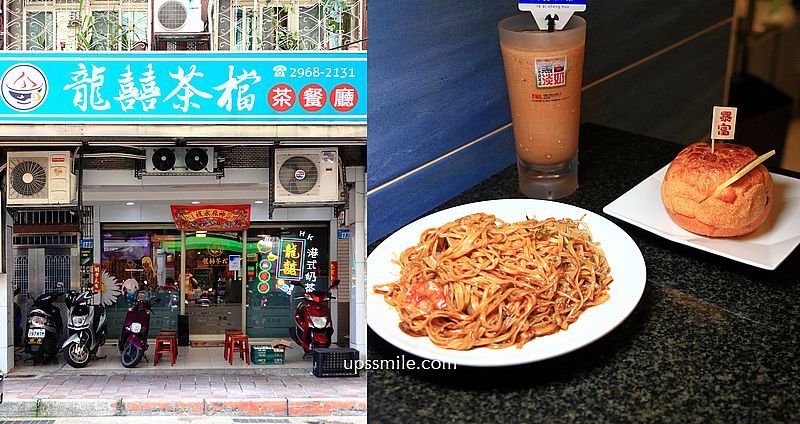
[274,230,324,293]
[711,106,737,140]
[301,229,320,292]
[170,204,251,231]
[277,237,306,283]
[93,264,102,294]
[0,52,367,123]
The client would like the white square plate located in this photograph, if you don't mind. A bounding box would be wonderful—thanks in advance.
[603,164,800,270]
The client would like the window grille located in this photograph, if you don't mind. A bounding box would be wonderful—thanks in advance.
[13,256,29,295]
[44,254,70,293]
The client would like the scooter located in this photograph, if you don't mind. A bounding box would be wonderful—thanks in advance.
[290,279,340,355]
[62,291,108,368]
[118,297,156,368]
[23,291,63,365]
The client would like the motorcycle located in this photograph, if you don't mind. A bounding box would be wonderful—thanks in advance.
[62,291,108,368]
[118,297,157,368]
[23,291,63,365]
[290,279,340,355]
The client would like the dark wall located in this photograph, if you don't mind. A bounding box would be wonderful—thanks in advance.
[367,1,735,242]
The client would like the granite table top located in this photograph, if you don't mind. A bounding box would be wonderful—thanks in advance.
[366,124,800,423]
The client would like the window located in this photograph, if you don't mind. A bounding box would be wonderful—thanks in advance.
[101,228,182,339]
[298,5,321,50]
[91,10,119,50]
[13,256,29,295]
[44,255,70,294]
[14,0,148,51]
[225,0,362,51]
[121,10,148,48]
[25,11,53,50]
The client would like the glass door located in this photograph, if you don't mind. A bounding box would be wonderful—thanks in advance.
[244,224,330,338]
[183,230,243,338]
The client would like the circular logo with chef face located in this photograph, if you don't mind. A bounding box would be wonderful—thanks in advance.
[1,63,48,112]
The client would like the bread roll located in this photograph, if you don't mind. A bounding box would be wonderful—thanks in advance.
[660,142,772,237]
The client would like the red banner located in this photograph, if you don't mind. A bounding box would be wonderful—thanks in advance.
[330,261,338,282]
[170,204,251,231]
[92,264,101,293]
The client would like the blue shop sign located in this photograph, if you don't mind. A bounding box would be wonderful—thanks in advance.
[0,51,366,124]
[337,230,350,239]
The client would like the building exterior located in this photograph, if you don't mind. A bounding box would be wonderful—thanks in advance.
[0,0,366,373]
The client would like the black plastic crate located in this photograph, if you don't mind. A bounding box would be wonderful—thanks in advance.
[312,347,360,377]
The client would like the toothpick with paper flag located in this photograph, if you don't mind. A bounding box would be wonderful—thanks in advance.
[710,106,737,154]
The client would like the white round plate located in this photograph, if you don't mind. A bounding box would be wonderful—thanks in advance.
[367,199,647,367]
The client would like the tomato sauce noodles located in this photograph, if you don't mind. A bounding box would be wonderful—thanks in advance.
[373,213,613,350]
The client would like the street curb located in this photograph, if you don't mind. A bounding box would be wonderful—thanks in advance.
[37,398,120,417]
[0,397,367,417]
[0,399,38,417]
[288,398,368,416]
[123,398,205,416]
[204,399,287,416]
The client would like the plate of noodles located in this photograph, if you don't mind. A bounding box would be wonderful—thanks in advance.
[368,199,646,367]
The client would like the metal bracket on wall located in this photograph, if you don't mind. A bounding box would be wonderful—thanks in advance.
[268,145,276,219]
[77,146,84,234]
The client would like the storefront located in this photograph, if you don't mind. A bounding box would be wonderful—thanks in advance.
[97,210,334,341]
[0,50,367,372]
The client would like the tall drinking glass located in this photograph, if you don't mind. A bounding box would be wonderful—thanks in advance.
[499,14,586,199]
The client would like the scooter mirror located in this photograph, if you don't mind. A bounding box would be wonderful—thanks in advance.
[64,290,78,307]
[329,279,341,290]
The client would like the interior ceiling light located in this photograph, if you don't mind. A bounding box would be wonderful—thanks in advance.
[191,201,201,205]
[126,202,135,206]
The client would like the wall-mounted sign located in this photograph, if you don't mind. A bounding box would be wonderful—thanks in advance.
[228,255,242,272]
[80,238,94,267]
[277,237,306,281]
[337,229,350,239]
[0,52,366,124]
[330,261,339,282]
[170,204,251,231]
[92,264,101,293]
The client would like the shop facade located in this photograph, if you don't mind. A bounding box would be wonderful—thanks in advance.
[0,49,367,372]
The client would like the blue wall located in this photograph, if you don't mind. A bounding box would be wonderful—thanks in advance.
[367,1,735,242]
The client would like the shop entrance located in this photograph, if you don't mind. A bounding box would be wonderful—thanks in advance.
[183,230,243,337]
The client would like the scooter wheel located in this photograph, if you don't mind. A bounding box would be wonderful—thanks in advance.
[64,343,90,368]
[120,342,144,368]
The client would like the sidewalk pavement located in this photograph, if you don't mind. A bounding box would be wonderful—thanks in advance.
[1,345,365,417]
[0,416,367,423]
[0,368,365,417]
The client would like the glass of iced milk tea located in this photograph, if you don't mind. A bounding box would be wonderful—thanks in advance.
[499,14,586,199]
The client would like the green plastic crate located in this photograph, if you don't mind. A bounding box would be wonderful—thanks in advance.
[251,344,286,365]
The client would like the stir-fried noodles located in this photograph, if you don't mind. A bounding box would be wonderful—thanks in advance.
[374,213,613,350]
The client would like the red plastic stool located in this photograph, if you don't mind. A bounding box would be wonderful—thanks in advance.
[224,329,243,360]
[228,334,250,365]
[154,335,176,366]
[158,330,178,356]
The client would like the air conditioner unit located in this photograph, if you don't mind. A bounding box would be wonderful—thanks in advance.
[274,148,341,204]
[6,151,76,205]
[153,0,204,33]
[145,147,215,175]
